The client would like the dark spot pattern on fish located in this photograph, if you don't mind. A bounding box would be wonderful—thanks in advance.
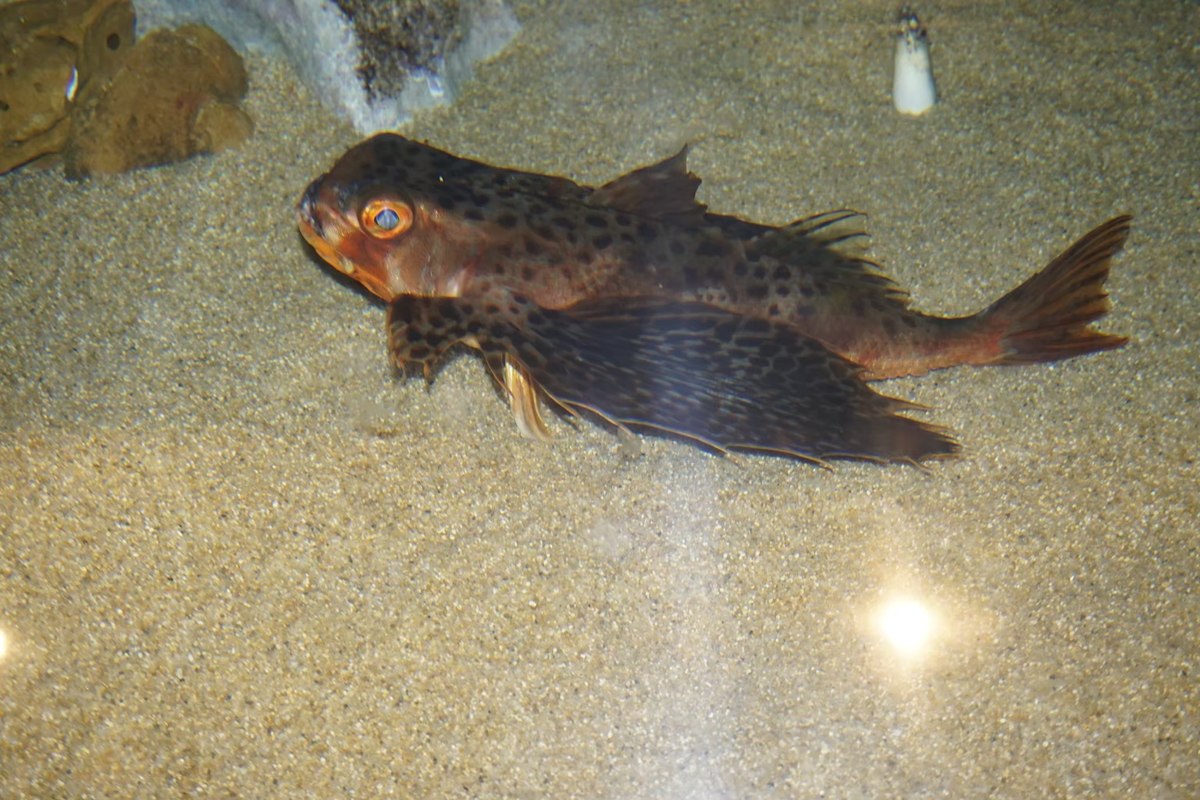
[298,133,1131,465]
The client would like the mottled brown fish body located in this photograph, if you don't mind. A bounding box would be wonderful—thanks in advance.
[297,134,1129,464]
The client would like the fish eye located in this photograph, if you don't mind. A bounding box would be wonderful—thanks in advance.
[375,208,399,229]
[360,198,413,239]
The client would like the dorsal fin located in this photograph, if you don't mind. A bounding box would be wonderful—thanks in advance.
[748,210,911,308]
[589,146,707,223]
[751,210,872,258]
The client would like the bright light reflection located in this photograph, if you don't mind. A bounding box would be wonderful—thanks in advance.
[877,597,935,658]
[0,628,8,660]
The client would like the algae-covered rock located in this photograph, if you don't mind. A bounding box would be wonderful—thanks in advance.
[0,0,136,174]
[65,23,253,177]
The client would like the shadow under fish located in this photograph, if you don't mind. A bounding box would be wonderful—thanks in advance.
[297,134,1130,466]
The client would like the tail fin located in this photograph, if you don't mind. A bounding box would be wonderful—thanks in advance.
[982,215,1131,365]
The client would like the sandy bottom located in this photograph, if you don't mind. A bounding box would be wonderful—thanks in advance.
[1,1,1196,796]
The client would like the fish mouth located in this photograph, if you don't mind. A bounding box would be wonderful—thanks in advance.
[297,179,328,242]
[296,179,357,277]
[299,178,324,225]
[297,217,352,275]
[295,176,399,302]
[296,201,396,302]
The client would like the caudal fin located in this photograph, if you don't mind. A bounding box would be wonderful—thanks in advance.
[982,215,1131,365]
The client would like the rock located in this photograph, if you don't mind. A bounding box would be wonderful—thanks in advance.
[65,23,253,177]
[0,0,136,174]
[131,0,520,133]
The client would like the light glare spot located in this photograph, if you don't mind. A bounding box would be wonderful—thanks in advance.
[0,628,8,660]
[878,597,934,657]
[65,67,78,102]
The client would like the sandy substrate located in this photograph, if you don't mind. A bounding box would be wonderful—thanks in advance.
[1,1,1196,796]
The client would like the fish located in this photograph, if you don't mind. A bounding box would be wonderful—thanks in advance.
[297,133,1129,465]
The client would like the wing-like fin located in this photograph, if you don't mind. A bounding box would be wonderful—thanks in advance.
[501,356,553,441]
[387,291,958,464]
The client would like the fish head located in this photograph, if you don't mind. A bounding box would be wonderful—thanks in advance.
[297,134,478,301]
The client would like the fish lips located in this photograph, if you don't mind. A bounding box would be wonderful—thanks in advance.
[296,175,354,275]
[297,175,329,236]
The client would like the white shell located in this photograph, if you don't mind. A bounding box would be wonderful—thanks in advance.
[893,10,937,116]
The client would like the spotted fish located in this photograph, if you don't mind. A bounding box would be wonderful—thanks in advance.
[297,134,1129,465]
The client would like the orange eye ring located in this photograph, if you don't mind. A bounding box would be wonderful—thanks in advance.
[360,198,413,239]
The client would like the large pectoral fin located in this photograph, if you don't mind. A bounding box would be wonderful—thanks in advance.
[387,292,958,464]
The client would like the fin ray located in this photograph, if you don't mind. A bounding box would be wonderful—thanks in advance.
[981,215,1131,365]
[387,291,958,464]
